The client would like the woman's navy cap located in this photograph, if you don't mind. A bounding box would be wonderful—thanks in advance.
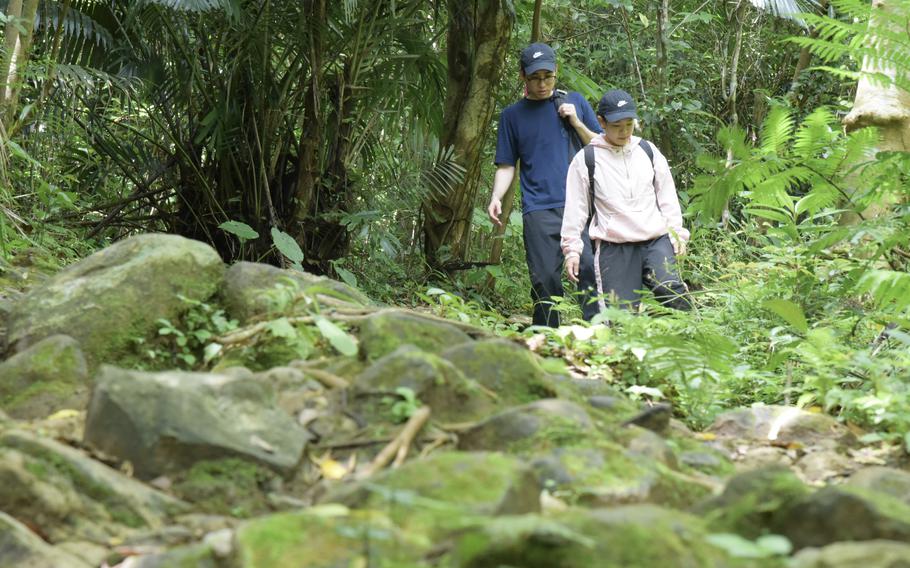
[520,43,557,75]
[597,89,638,122]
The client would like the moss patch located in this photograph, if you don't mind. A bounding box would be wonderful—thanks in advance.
[236,507,425,568]
[172,458,275,518]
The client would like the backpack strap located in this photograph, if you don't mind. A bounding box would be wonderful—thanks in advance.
[553,89,583,160]
[638,139,661,212]
[584,145,596,225]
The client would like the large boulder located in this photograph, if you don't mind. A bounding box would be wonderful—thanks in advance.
[6,234,225,364]
[220,261,369,324]
[351,345,497,423]
[83,366,308,479]
[847,466,910,506]
[323,451,540,537]
[441,339,558,405]
[0,512,90,568]
[358,309,474,361]
[0,430,187,543]
[707,405,857,450]
[696,466,810,538]
[0,335,88,419]
[776,485,910,549]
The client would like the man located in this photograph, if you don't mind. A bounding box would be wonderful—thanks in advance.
[487,43,602,327]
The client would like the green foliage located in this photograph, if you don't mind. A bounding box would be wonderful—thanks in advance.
[382,387,421,423]
[140,296,238,369]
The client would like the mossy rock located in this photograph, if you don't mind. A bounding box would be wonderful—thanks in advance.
[6,234,225,366]
[127,542,220,568]
[0,512,91,568]
[791,540,910,568]
[0,430,187,543]
[696,466,810,539]
[449,505,765,568]
[323,451,540,538]
[776,485,910,550]
[220,261,370,324]
[441,339,557,405]
[846,466,910,507]
[358,310,474,361]
[0,335,89,420]
[708,406,857,450]
[235,505,428,568]
[352,346,497,424]
[171,458,276,518]
[83,367,308,479]
[457,399,592,453]
[529,439,714,510]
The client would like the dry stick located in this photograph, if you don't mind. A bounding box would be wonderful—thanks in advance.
[300,367,350,390]
[393,406,432,467]
[359,406,431,478]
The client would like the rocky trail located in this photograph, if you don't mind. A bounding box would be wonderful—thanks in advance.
[1,234,909,567]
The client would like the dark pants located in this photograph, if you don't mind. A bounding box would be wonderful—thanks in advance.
[523,208,598,327]
[594,234,691,311]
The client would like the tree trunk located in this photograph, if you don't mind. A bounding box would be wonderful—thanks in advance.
[842,0,910,219]
[0,0,25,109]
[653,0,673,155]
[422,0,514,268]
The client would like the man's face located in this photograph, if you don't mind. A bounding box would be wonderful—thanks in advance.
[600,117,635,146]
[523,68,557,100]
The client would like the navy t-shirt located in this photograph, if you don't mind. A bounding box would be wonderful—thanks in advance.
[494,91,601,214]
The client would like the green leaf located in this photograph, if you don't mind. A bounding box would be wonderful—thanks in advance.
[266,317,297,338]
[334,265,358,288]
[315,317,358,356]
[219,221,259,241]
[271,227,305,263]
[762,299,808,334]
[203,343,223,364]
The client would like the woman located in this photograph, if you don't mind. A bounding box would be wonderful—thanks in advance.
[560,89,691,312]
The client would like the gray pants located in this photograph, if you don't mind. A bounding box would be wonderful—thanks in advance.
[523,208,598,327]
[594,234,691,311]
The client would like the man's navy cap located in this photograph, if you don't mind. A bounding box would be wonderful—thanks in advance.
[597,89,638,122]
[520,43,557,75]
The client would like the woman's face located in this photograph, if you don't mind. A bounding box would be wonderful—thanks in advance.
[600,117,635,147]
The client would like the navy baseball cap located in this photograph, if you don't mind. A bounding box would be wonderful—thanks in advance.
[597,89,638,122]
[520,43,557,75]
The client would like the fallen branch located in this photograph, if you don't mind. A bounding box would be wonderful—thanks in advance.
[358,406,431,479]
[295,367,350,390]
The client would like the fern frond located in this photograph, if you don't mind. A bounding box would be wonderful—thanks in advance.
[856,269,910,313]
[759,106,795,157]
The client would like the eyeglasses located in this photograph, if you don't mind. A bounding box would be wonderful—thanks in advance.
[526,74,556,85]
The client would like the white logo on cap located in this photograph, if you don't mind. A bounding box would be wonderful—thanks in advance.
[533,51,543,58]
[617,100,628,107]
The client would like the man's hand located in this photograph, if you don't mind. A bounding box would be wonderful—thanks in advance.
[488,198,503,227]
[558,103,580,127]
[565,254,580,283]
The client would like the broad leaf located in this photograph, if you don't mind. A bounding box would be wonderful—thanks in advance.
[219,221,259,241]
[762,299,808,333]
[271,228,305,263]
[315,317,358,356]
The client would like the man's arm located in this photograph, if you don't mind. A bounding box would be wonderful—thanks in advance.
[487,164,516,227]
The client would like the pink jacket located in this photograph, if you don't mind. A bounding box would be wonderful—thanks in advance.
[561,135,689,259]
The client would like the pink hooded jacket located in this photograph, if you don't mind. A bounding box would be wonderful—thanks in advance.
[560,134,689,260]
